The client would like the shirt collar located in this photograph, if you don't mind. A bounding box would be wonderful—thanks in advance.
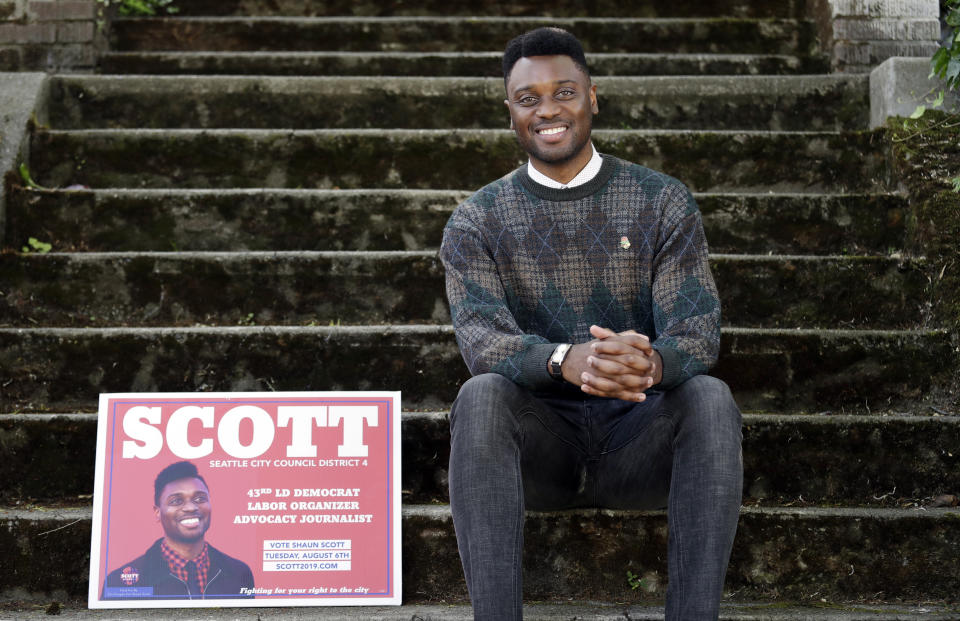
[527,143,601,189]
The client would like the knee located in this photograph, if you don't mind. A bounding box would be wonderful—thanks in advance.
[449,373,526,435]
[667,375,742,442]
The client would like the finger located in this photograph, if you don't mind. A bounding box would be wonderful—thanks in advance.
[581,370,653,393]
[589,325,616,339]
[590,352,654,375]
[592,332,653,354]
[579,382,647,402]
[586,357,653,388]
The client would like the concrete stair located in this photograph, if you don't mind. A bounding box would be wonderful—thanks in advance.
[1,0,958,617]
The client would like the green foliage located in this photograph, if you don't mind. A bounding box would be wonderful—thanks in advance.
[18,163,49,191]
[98,0,178,17]
[22,237,52,254]
[931,0,960,91]
[626,570,646,591]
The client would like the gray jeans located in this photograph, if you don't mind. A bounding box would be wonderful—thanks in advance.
[448,373,743,620]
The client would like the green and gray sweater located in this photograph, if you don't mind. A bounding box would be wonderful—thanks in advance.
[440,154,720,393]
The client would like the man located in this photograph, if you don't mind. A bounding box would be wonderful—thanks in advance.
[102,461,254,600]
[439,27,743,620]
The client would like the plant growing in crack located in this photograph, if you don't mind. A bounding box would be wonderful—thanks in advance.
[97,0,178,16]
[626,570,648,591]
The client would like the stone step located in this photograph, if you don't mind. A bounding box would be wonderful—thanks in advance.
[6,603,960,620]
[167,0,808,19]
[108,17,816,56]
[0,326,950,413]
[0,252,926,330]
[2,412,956,506]
[98,51,829,77]
[3,505,959,601]
[28,129,889,193]
[4,189,907,255]
[46,75,867,132]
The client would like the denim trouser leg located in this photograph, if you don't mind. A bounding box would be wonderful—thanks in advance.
[448,373,742,621]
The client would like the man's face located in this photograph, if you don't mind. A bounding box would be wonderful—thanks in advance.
[154,477,211,545]
[504,54,598,172]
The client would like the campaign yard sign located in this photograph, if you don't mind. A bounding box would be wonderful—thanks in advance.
[88,392,401,608]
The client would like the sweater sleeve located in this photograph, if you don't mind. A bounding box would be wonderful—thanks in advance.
[650,183,721,389]
[440,210,558,391]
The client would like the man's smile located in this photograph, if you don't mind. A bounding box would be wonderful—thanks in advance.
[536,125,567,135]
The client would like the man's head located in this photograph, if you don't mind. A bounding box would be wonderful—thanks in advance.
[502,28,598,181]
[153,461,212,545]
[502,27,590,86]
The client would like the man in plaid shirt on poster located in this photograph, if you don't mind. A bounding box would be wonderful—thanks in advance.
[102,461,254,600]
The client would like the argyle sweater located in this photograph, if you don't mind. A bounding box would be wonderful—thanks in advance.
[440,154,720,393]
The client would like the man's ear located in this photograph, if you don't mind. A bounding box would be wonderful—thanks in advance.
[504,99,514,129]
[589,84,599,116]
[154,506,160,521]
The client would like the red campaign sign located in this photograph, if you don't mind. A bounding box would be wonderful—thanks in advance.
[88,392,401,609]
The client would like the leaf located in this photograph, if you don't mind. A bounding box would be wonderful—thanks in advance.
[933,90,945,109]
[18,163,49,191]
[24,237,52,253]
[909,105,926,119]
[951,176,960,193]
[946,58,960,83]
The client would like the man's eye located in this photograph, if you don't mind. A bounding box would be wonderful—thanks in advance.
[169,498,183,506]
[557,89,575,98]
[518,96,537,105]
[194,495,209,504]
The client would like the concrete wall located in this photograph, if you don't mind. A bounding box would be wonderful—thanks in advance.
[811,0,942,72]
[0,0,99,71]
[0,71,47,236]
[870,56,960,126]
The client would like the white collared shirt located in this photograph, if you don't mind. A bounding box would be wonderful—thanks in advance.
[527,144,602,189]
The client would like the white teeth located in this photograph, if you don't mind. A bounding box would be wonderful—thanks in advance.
[181,517,200,526]
[538,127,566,135]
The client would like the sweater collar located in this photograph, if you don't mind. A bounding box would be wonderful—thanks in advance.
[519,154,618,202]
[527,143,602,189]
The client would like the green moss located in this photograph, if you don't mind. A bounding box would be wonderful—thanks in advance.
[888,111,960,409]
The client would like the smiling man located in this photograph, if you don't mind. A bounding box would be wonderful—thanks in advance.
[439,28,743,620]
[102,461,254,600]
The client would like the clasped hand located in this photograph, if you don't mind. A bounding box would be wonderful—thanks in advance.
[560,325,662,402]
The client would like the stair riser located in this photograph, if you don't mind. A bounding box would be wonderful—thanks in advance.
[0,254,926,329]
[2,414,956,507]
[47,76,867,132]
[166,0,808,18]
[98,52,827,77]
[110,19,816,55]
[0,329,949,413]
[29,130,890,193]
[4,190,907,255]
[3,508,958,600]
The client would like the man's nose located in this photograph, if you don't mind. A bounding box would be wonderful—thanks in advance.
[536,99,561,118]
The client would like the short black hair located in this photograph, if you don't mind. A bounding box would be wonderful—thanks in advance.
[502,27,590,85]
[154,461,208,506]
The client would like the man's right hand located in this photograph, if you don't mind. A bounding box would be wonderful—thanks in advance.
[560,325,662,402]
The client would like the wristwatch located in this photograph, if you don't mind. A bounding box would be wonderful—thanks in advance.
[548,343,573,380]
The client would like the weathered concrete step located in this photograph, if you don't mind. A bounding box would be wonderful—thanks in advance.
[98,51,828,77]
[0,253,926,330]
[4,189,907,255]
[0,326,950,413]
[7,603,960,621]
[2,412,956,507]
[109,17,816,56]
[3,505,959,601]
[28,129,889,193]
[168,0,808,19]
[46,75,867,131]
